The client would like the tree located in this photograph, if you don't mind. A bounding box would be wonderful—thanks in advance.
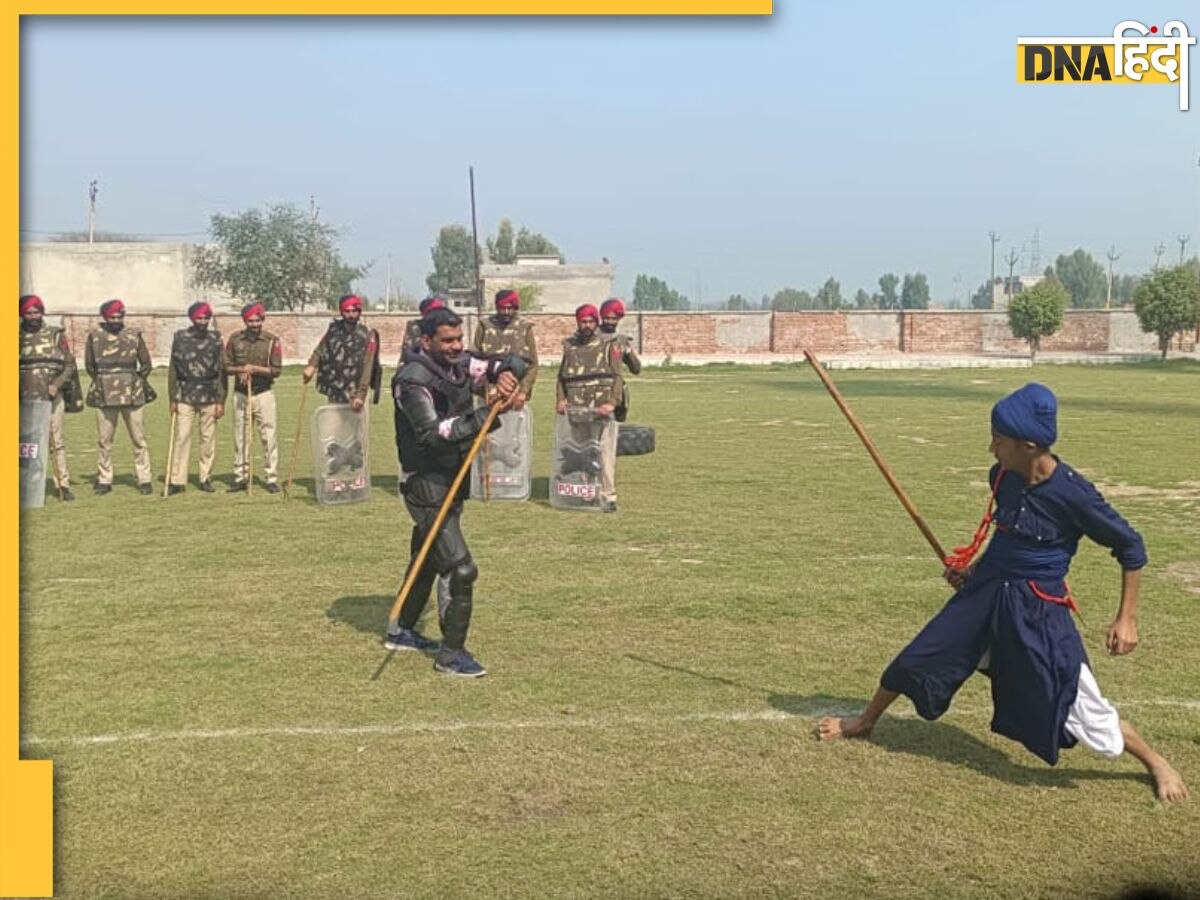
[725,293,750,310]
[770,288,812,311]
[426,225,480,295]
[970,279,996,309]
[485,218,516,264]
[1053,248,1107,308]
[853,288,873,309]
[878,273,899,310]
[900,272,931,309]
[633,274,689,310]
[192,202,366,311]
[814,277,843,310]
[1007,279,1067,360]
[514,227,562,261]
[1113,273,1142,307]
[1134,266,1200,359]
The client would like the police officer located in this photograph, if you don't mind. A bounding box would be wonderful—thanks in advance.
[166,301,226,494]
[85,299,155,495]
[303,293,380,410]
[19,294,81,500]
[473,288,538,407]
[222,302,283,493]
[556,303,623,512]
[598,297,640,421]
[387,307,525,677]
[401,295,448,362]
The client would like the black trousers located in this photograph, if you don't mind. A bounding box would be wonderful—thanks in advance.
[396,487,475,652]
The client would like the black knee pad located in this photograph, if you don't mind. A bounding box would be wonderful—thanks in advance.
[448,558,478,590]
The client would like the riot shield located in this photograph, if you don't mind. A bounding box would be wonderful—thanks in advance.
[549,406,611,511]
[471,407,533,501]
[310,404,370,505]
[19,400,52,509]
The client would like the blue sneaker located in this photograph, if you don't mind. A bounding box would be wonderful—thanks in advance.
[383,628,439,652]
[433,648,487,678]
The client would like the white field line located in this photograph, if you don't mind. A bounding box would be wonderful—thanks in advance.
[19,699,1200,749]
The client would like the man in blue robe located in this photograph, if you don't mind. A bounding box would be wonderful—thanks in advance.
[818,383,1188,802]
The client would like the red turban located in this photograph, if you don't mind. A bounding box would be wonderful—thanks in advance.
[419,296,447,315]
[187,301,213,321]
[495,289,520,311]
[339,294,362,313]
[20,295,43,314]
[575,304,599,323]
[600,298,625,318]
[241,302,266,321]
[100,298,125,318]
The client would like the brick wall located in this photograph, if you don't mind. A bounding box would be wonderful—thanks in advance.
[52,308,1194,364]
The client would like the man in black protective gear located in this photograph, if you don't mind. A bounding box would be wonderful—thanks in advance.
[388,307,525,678]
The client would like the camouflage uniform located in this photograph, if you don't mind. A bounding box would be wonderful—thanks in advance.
[85,325,155,487]
[473,314,539,399]
[601,330,641,422]
[308,318,380,405]
[167,325,227,487]
[222,327,283,486]
[556,334,624,504]
[19,320,80,490]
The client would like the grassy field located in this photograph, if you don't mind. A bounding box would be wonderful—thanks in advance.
[18,361,1200,899]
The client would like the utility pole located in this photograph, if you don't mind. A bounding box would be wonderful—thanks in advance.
[305,195,320,312]
[1004,248,1020,300]
[87,180,98,243]
[1028,226,1041,275]
[988,231,1000,308]
[1105,244,1120,309]
[1153,242,1166,271]
[385,254,393,313]
[1179,234,1191,265]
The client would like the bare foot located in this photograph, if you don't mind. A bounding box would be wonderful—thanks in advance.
[817,715,874,742]
[1149,762,1189,803]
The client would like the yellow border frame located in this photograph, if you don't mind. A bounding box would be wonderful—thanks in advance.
[4,4,771,896]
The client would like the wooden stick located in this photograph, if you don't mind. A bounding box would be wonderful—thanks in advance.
[283,380,310,501]
[161,410,178,499]
[803,350,946,562]
[244,377,254,496]
[387,400,505,629]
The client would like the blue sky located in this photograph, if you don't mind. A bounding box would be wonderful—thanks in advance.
[20,3,1200,307]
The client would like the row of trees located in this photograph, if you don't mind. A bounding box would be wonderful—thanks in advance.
[720,273,933,311]
[1008,265,1200,360]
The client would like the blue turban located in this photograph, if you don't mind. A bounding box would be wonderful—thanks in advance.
[991,382,1057,447]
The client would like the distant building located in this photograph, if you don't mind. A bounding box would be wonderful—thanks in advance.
[479,255,614,314]
[992,273,1045,311]
[19,241,238,314]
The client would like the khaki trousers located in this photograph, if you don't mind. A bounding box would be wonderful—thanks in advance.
[47,395,70,488]
[233,391,279,484]
[599,417,618,503]
[170,403,219,485]
[96,406,152,485]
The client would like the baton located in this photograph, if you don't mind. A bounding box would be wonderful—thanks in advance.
[283,379,311,500]
[245,376,255,496]
[161,409,178,498]
[386,400,505,630]
[803,350,946,562]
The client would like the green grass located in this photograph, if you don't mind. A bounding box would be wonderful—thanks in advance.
[20,361,1200,899]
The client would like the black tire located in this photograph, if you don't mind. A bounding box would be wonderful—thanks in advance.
[617,424,655,456]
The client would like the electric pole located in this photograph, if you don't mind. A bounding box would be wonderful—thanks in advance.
[988,231,1000,308]
[1153,242,1166,271]
[1105,244,1120,309]
[87,180,98,244]
[1179,234,1191,265]
[1004,248,1020,300]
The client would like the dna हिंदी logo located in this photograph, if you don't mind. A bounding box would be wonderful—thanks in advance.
[1017,20,1195,111]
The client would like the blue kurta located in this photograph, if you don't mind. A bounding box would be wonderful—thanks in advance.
[881,459,1146,765]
